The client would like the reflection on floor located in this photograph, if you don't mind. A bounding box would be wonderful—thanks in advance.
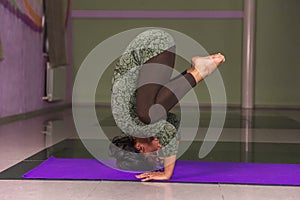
[0,107,300,199]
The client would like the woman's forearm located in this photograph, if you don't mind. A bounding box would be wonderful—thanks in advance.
[163,155,176,179]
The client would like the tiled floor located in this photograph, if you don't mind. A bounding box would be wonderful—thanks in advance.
[1,180,300,200]
[0,107,300,200]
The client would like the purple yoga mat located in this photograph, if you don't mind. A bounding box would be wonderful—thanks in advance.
[23,157,300,185]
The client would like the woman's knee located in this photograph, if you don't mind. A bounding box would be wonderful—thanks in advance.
[136,109,151,125]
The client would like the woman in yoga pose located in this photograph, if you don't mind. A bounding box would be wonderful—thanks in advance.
[109,29,225,181]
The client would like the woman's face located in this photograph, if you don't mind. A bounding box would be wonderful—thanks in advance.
[134,137,162,153]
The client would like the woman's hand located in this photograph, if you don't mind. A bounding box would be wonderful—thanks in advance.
[136,155,177,182]
[135,171,171,182]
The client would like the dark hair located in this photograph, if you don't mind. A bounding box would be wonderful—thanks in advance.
[109,134,159,171]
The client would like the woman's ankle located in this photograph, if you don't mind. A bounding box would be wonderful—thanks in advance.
[187,67,203,83]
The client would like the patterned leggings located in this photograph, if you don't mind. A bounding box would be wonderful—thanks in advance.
[111,29,195,156]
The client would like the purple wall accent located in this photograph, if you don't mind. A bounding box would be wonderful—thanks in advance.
[72,10,244,19]
[0,0,42,32]
[0,4,73,118]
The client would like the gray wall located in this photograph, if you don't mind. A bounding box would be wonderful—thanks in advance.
[72,0,300,108]
[255,0,300,107]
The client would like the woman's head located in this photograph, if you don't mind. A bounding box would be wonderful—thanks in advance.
[134,137,162,153]
[109,134,162,171]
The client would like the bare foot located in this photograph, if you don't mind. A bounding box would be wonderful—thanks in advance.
[191,53,225,80]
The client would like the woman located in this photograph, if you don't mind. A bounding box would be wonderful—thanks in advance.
[109,29,225,181]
